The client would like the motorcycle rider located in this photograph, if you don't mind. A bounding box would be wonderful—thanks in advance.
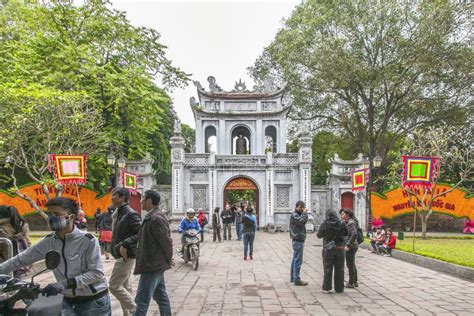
[0,197,110,315]
[177,209,201,257]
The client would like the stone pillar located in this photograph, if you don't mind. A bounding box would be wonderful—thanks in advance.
[256,118,263,155]
[280,117,287,154]
[208,152,216,224]
[266,152,274,221]
[170,122,185,224]
[195,118,203,153]
[298,133,312,211]
[218,119,225,155]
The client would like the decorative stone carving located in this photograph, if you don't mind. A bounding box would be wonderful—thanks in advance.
[207,76,223,92]
[172,149,181,161]
[276,186,290,208]
[262,101,277,111]
[301,149,311,162]
[189,96,199,108]
[184,155,209,165]
[193,80,203,90]
[205,101,220,112]
[224,102,257,112]
[174,119,181,133]
[232,79,248,92]
[192,185,208,210]
[221,157,259,165]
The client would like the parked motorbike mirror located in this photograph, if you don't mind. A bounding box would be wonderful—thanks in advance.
[30,250,61,285]
[45,251,61,270]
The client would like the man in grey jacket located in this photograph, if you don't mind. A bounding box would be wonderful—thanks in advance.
[0,197,110,315]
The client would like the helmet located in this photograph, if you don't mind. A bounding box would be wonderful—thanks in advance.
[186,208,196,217]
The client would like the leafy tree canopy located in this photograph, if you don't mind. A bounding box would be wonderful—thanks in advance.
[251,0,472,180]
[0,0,189,191]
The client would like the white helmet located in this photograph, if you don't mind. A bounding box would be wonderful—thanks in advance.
[186,208,195,216]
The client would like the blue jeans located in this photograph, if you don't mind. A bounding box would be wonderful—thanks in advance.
[62,294,111,316]
[243,232,255,257]
[133,271,171,316]
[236,223,243,240]
[291,241,304,282]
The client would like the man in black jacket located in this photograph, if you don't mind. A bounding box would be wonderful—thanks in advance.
[317,209,349,294]
[133,190,173,316]
[220,204,234,240]
[110,188,141,316]
[289,201,308,286]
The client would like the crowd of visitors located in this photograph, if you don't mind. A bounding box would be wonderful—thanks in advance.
[0,192,400,314]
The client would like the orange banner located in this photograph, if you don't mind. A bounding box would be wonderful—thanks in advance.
[371,184,474,220]
[0,183,112,218]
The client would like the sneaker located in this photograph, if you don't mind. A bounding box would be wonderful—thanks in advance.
[294,280,308,286]
[345,283,355,288]
[321,289,331,294]
[383,254,391,257]
[354,283,359,287]
[250,255,253,260]
[244,256,247,260]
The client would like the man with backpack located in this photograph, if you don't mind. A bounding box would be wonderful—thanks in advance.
[339,208,361,288]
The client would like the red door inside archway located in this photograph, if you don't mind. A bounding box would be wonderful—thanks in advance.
[341,192,354,210]
[224,177,259,225]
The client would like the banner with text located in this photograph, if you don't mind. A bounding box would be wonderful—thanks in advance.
[371,184,474,220]
[0,183,111,218]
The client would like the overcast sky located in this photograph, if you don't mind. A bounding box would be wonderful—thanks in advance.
[112,0,300,128]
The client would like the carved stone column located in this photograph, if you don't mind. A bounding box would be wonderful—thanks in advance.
[208,152,216,224]
[170,122,185,223]
[298,133,313,211]
[266,152,274,219]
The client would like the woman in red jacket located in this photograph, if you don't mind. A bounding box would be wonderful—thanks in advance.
[196,208,208,242]
[379,227,397,256]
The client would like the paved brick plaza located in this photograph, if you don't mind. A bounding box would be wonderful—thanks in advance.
[36,231,473,315]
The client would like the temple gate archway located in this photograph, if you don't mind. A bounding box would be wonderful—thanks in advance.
[224,177,259,225]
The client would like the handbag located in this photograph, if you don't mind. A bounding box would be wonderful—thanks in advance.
[323,240,335,250]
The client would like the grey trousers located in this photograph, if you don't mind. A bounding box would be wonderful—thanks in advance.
[109,258,136,316]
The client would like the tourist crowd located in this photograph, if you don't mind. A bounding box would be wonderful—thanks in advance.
[0,192,397,315]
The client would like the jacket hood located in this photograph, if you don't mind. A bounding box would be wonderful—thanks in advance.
[325,210,343,230]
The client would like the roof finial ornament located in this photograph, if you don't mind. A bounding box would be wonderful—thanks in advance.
[207,76,223,92]
[193,80,203,90]
[234,79,247,92]
[189,96,198,107]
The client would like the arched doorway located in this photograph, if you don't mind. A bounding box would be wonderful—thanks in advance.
[224,177,259,225]
[341,192,354,210]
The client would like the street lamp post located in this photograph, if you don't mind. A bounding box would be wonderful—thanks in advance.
[107,152,126,188]
[363,155,382,231]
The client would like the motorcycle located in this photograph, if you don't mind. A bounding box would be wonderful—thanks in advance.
[0,250,61,315]
[178,229,200,270]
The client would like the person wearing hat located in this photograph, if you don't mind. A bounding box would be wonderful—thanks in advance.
[177,208,201,256]
[340,208,359,288]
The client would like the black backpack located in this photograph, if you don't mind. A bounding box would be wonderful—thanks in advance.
[356,227,364,244]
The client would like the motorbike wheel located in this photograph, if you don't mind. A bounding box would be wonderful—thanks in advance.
[192,247,199,270]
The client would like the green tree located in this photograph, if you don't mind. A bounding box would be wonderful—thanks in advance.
[250,0,472,183]
[384,124,473,239]
[181,124,196,153]
[0,0,189,189]
[0,83,105,218]
[311,132,354,185]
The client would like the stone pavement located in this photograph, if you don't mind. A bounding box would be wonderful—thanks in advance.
[34,231,473,315]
